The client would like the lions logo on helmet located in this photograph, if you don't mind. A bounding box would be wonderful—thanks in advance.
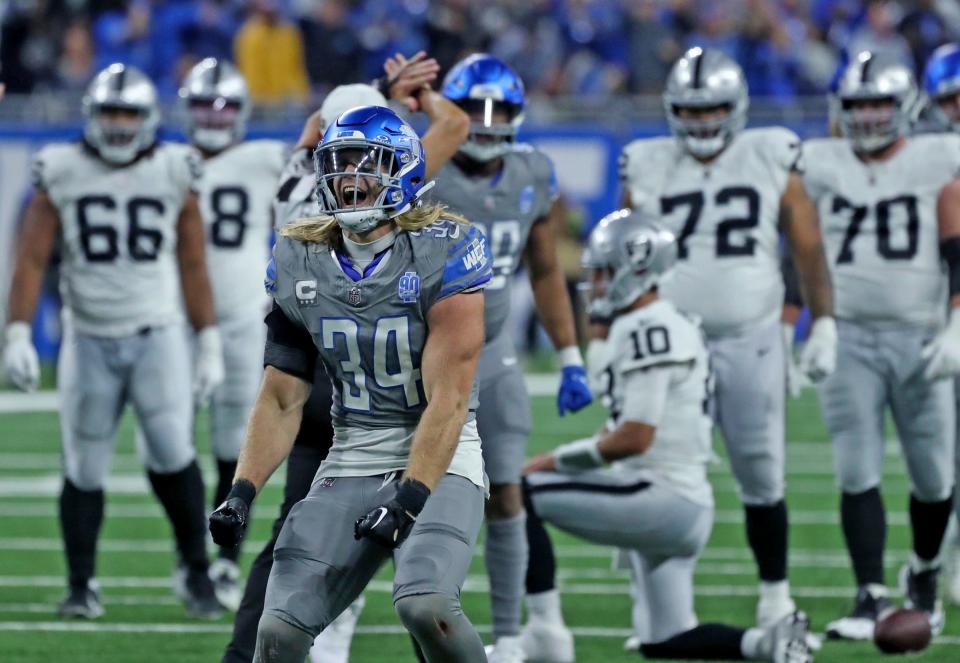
[924,43,960,132]
[82,63,160,165]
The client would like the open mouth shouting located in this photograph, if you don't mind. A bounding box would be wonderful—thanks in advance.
[336,176,378,208]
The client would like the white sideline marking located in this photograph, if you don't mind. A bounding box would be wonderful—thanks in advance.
[0,501,910,525]
[0,391,59,412]
[0,575,900,600]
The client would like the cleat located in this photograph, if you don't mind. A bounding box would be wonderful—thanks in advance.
[56,581,105,619]
[520,618,574,663]
[183,567,224,620]
[209,558,242,612]
[485,635,525,663]
[756,611,813,663]
[825,584,892,641]
[899,564,945,635]
[622,634,642,651]
[309,595,365,663]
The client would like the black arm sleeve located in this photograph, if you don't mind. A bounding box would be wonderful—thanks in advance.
[781,239,803,308]
[942,237,960,297]
[263,303,318,383]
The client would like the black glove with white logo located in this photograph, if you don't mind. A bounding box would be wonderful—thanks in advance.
[354,479,430,549]
[209,479,256,548]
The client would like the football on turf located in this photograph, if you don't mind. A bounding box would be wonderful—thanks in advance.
[873,608,932,654]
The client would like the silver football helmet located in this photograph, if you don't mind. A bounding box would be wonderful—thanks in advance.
[663,47,749,159]
[833,51,919,153]
[178,58,250,153]
[82,63,160,165]
[319,84,388,133]
[581,208,678,319]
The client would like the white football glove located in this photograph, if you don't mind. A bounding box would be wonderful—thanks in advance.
[798,316,837,383]
[194,326,225,407]
[922,310,960,381]
[3,321,40,392]
[781,323,809,398]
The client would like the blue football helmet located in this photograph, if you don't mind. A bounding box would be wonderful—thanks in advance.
[924,43,960,131]
[441,53,525,162]
[314,105,432,234]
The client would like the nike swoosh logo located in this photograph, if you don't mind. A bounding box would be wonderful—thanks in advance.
[371,507,389,529]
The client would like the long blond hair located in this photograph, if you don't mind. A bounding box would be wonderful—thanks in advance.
[281,203,469,244]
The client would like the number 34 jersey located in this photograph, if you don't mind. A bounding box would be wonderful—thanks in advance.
[428,144,557,340]
[32,142,200,337]
[803,134,960,329]
[620,128,800,338]
[199,140,287,320]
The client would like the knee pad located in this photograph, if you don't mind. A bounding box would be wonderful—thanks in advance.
[395,594,461,637]
[255,613,314,663]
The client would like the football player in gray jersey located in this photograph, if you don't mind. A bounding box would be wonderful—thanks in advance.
[220,58,476,663]
[620,47,836,628]
[805,52,960,640]
[428,53,593,663]
[522,209,814,663]
[2,64,225,619]
[209,106,492,663]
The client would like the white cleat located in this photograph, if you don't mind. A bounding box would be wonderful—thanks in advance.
[757,611,813,663]
[825,585,891,641]
[209,558,243,612]
[485,635,526,663]
[309,595,365,663]
[756,594,797,629]
[520,619,574,663]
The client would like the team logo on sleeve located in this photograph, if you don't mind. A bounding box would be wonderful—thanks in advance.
[398,271,421,303]
[295,279,318,305]
[519,186,535,215]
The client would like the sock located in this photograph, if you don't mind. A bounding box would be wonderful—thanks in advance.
[147,460,209,573]
[744,501,788,581]
[840,488,886,586]
[740,627,764,659]
[215,458,241,563]
[758,580,790,605]
[59,479,105,589]
[909,493,952,563]
[522,481,556,594]
[639,624,746,660]
[525,589,563,624]
[485,512,528,638]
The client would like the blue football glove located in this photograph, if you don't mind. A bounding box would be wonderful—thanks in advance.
[557,365,593,416]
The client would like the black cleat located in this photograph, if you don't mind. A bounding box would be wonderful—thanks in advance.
[900,565,945,635]
[825,584,892,640]
[183,568,224,620]
[56,582,105,619]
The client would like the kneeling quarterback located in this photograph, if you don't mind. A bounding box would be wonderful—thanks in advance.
[521,209,814,663]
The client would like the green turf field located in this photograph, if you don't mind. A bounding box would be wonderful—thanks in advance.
[0,389,958,662]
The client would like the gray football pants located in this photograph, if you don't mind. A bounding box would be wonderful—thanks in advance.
[527,469,713,643]
[476,331,532,485]
[255,473,486,663]
[58,323,195,490]
[819,321,954,501]
[707,320,786,505]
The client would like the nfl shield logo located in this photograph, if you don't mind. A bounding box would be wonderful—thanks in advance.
[398,271,420,303]
[347,286,362,307]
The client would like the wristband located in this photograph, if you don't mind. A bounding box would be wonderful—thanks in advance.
[553,437,605,473]
[395,479,431,516]
[227,479,257,509]
[5,321,31,344]
[558,345,584,368]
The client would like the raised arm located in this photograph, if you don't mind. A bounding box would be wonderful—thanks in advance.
[3,192,59,391]
[418,89,470,180]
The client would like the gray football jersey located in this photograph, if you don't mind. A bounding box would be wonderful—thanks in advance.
[621,128,800,338]
[427,144,558,340]
[269,219,492,477]
[804,134,960,329]
[32,142,200,337]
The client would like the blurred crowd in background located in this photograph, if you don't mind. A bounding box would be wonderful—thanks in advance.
[2,0,960,107]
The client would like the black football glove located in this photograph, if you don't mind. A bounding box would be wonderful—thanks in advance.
[209,480,255,548]
[354,478,430,549]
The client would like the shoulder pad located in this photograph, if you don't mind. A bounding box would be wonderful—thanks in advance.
[509,145,559,209]
[742,127,803,173]
[31,143,80,193]
[615,305,701,373]
[407,220,492,300]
